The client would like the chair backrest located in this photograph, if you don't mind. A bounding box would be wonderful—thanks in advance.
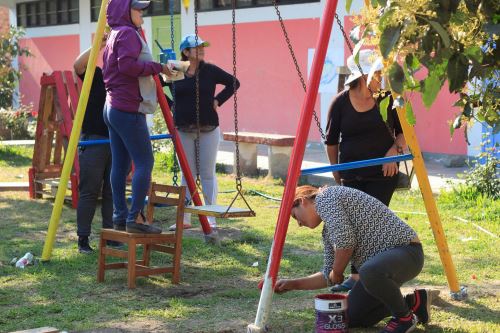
[146,182,186,232]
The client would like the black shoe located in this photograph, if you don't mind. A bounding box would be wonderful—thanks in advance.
[412,289,431,324]
[113,223,126,231]
[379,314,417,333]
[106,240,124,248]
[78,236,94,254]
[126,222,162,234]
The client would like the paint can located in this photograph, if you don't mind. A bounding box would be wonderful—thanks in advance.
[314,293,348,333]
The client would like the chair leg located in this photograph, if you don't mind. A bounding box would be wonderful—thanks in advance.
[97,235,106,283]
[128,239,137,289]
[143,244,151,267]
[172,243,182,284]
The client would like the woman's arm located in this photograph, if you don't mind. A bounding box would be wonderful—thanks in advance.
[326,144,341,184]
[329,248,353,284]
[275,272,328,293]
[74,34,107,75]
[211,64,240,106]
[115,29,166,77]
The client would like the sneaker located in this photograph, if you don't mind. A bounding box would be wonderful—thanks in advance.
[412,289,431,324]
[379,314,417,333]
[106,240,124,248]
[113,223,126,231]
[168,223,192,231]
[78,236,94,254]
[126,222,162,234]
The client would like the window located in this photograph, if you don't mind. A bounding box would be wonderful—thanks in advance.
[17,0,79,27]
[195,0,319,12]
[91,0,181,22]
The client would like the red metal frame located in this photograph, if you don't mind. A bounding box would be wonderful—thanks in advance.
[266,0,340,284]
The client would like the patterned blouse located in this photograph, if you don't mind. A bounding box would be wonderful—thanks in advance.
[315,186,417,279]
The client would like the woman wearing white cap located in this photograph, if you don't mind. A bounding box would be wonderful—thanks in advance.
[324,49,406,291]
[166,34,240,231]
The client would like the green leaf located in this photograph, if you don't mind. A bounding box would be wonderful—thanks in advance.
[353,39,364,64]
[378,9,396,31]
[405,54,420,72]
[464,46,483,63]
[371,0,378,7]
[380,95,391,121]
[405,101,416,125]
[346,0,353,13]
[388,62,405,94]
[379,25,402,58]
[428,21,451,48]
[447,53,469,92]
[377,0,387,7]
[422,72,443,108]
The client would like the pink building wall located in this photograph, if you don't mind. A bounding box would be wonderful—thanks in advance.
[19,35,80,113]
[199,18,322,141]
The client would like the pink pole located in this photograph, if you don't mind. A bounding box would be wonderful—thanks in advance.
[268,0,339,282]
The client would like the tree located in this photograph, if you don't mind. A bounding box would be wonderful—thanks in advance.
[0,26,31,109]
[348,0,499,134]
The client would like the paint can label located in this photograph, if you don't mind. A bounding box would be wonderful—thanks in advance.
[314,294,348,333]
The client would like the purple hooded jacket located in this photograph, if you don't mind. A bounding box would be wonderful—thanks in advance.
[103,0,163,113]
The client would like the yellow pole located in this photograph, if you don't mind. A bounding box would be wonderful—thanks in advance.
[183,0,190,12]
[395,103,460,293]
[41,0,108,261]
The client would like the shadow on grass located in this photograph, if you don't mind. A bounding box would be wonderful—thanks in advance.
[0,145,32,167]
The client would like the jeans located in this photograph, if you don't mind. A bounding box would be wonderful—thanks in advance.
[103,105,154,225]
[348,243,424,327]
[177,127,220,227]
[76,134,113,236]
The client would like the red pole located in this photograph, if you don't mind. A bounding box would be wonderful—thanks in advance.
[268,0,339,281]
[153,76,212,234]
[139,29,212,235]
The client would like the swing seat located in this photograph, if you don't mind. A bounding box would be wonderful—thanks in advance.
[184,204,256,218]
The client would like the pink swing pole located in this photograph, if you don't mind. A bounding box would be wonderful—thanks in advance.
[139,29,212,235]
[248,0,339,330]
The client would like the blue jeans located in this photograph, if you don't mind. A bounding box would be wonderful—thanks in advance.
[103,105,154,225]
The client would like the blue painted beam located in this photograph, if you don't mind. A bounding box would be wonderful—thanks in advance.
[301,154,414,175]
[78,134,172,147]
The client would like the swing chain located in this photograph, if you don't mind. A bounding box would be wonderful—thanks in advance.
[170,0,179,186]
[194,3,202,188]
[272,0,325,141]
[232,0,242,190]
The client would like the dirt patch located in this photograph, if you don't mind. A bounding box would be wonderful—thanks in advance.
[183,227,244,243]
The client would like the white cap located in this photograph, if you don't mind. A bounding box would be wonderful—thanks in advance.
[344,49,383,86]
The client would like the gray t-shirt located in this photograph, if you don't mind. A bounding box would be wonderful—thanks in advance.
[315,186,417,278]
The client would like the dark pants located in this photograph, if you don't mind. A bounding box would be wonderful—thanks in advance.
[348,243,424,327]
[343,175,398,274]
[103,105,154,225]
[76,134,113,236]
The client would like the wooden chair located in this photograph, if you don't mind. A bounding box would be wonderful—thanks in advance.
[97,183,186,288]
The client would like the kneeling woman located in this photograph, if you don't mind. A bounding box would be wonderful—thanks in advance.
[276,185,429,333]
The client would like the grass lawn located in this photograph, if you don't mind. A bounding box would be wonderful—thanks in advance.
[0,144,499,333]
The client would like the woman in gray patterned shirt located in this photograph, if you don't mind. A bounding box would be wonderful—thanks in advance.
[275,185,430,333]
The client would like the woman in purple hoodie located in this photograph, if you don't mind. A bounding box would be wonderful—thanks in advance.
[103,0,172,234]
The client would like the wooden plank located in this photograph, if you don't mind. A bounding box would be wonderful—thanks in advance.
[0,182,29,192]
[10,327,59,333]
[102,248,128,259]
[151,244,175,254]
[223,131,295,147]
[135,266,173,277]
[184,204,256,218]
[104,262,127,269]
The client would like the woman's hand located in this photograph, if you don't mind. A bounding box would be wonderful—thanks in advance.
[274,279,295,294]
[162,64,175,77]
[213,100,219,112]
[383,146,399,177]
[328,270,344,285]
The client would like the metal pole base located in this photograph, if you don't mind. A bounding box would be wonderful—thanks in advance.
[450,286,468,301]
[204,230,221,246]
[247,323,268,333]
